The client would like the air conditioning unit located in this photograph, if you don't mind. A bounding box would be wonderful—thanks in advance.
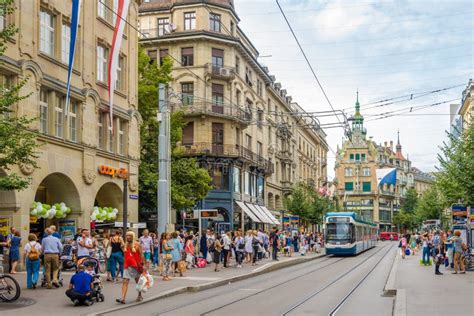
[220,68,231,76]
[169,23,177,32]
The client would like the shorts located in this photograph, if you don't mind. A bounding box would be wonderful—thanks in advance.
[123,267,139,280]
[144,252,151,262]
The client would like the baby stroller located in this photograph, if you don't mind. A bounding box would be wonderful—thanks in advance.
[61,244,76,271]
[82,259,105,302]
[77,256,100,274]
[41,264,64,287]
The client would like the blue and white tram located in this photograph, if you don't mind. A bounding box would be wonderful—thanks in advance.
[324,212,377,255]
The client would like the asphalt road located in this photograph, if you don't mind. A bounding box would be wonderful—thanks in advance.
[110,242,398,316]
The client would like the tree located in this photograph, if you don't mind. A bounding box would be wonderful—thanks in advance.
[436,124,474,205]
[401,187,418,213]
[0,0,38,190]
[414,186,444,224]
[284,182,330,226]
[137,47,211,212]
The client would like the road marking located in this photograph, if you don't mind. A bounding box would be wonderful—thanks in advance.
[239,288,262,291]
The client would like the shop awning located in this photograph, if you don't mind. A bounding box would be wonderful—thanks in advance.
[235,201,261,223]
[246,203,274,225]
[258,205,281,225]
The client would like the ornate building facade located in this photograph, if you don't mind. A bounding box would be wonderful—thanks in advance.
[0,0,141,239]
[138,0,328,229]
[335,94,416,231]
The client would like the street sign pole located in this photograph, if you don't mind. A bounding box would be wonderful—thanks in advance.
[157,83,170,236]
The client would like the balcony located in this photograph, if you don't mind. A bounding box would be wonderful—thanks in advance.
[205,63,235,81]
[281,180,293,193]
[337,189,376,196]
[178,142,274,174]
[275,149,293,162]
[170,101,251,126]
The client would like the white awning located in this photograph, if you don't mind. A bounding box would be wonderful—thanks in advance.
[235,201,261,223]
[259,205,281,225]
[246,203,274,225]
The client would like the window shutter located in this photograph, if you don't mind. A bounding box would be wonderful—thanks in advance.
[212,48,224,58]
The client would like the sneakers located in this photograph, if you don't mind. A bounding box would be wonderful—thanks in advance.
[84,300,93,306]
[73,299,80,306]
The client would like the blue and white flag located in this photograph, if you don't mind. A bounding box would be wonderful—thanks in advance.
[376,168,397,187]
[65,0,81,117]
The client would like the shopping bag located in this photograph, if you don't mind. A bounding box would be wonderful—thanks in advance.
[178,260,186,273]
[136,272,154,292]
[444,257,449,267]
[405,249,411,256]
[206,252,212,263]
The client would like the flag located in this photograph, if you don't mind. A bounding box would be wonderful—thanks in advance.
[107,0,130,130]
[65,0,81,117]
[376,168,397,187]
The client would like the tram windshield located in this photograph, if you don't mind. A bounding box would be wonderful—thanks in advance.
[326,223,353,243]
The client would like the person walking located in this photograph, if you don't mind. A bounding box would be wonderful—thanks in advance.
[270,227,279,261]
[184,235,195,269]
[7,231,21,274]
[109,231,124,282]
[244,231,253,263]
[24,233,42,289]
[445,230,454,270]
[161,233,173,281]
[211,235,222,272]
[252,231,260,266]
[421,234,431,265]
[400,235,408,259]
[221,232,231,268]
[102,231,113,281]
[234,231,245,268]
[169,232,183,277]
[452,230,466,274]
[116,231,144,304]
[139,229,153,271]
[151,232,160,271]
[434,237,446,275]
[41,228,63,289]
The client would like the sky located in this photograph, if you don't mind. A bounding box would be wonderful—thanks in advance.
[233,0,474,179]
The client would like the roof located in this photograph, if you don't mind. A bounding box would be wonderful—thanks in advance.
[140,0,235,13]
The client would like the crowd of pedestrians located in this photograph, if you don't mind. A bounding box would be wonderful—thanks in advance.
[398,229,469,275]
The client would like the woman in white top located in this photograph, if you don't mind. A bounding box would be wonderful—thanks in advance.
[244,231,254,263]
[24,233,42,289]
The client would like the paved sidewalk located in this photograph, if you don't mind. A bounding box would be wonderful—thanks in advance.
[394,249,474,316]
[0,251,324,316]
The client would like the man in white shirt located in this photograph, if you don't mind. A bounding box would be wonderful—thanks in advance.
[76,229,93,260]
[139,229,153,270]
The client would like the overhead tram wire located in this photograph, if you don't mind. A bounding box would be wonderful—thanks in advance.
[275,0,348,137]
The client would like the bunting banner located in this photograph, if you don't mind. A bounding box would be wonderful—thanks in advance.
[65,0,81,117]
[107,0,130,130]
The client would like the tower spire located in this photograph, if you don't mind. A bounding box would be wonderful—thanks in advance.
[396,129,402,153]
[355,89,360,116]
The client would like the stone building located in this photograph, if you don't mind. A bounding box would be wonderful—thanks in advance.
[138,0,328,229]
[0,0,141,239]
[411,167,434,196]
[459,79,473,130]
[335,94,417,231]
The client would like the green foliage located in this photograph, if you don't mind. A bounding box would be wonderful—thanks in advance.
[435,124,474,206]
[393,210,416,231]
[0,0,39,190]
[284,182,330,225]
[137,47,211,212]
[401,188,418,213]
[414,185,444,224]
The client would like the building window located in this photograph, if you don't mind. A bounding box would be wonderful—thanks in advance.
[345,182,354,191]
[257,80,263,96]
[97,0,106,19]
[363,167,371,176]
[257,141,263,157]
[98,113,105,149]
[0,5,6,31]
[257,109,263,128]
[245,134,252,150]
[69,102,78,142]
[181,82,194,106]
[118,120,125,155]
[349,153,354,162]
[61,22,71,64]
[362,182,371,192]
[211,48,224,69]
[157,17,170,36]
[236,89,241,106]
[39,89,49,134]
[212,83,224,112]
[97,44,108,83]
[115,56,124,91]
[147,49,157,64]
[181,47,194,66]
[235,56,240,74]
[245,67,253,87]
[230,21,235,35]
[108,124,114,153]
[40,10,55,56]
[54,95,64,138]
[244,171,250,195]
[355,153,360,161]
[233,167,241,193]
[159,48,168,66]
[345,168,353,177]
[184,12,196,30]
[182,122,194,145]
[209,13,221,32]
[361,153,366,161]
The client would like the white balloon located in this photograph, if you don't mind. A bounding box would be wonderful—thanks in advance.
[60,202,66,208]
[31,209,38,216]
[37,202,42,207]
[37,205,43,212]
[49,208,56,218]
[90,213,97,221]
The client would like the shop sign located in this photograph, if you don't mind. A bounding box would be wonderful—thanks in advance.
[129,194,139,200]
[59,220,76,242]
[0,218,10,236]
[30,216,39,224]
[98,165,128,179]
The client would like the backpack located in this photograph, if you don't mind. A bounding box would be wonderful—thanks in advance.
[28,242,40,261]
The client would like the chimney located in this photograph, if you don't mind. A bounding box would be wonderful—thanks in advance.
[390,141,393,150]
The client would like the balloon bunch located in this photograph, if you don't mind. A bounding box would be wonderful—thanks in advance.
[90,206,118,221]
[30,202,72,219]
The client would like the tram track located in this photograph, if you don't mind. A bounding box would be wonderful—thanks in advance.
[328,243,396,316]
[281,243,394,316]
[153,255,339,316]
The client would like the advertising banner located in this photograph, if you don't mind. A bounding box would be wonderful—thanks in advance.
[59,220,76,242]
[0,218,10,236]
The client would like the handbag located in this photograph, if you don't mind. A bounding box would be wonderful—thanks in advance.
[178,260,186,273]
[164,253,172,261]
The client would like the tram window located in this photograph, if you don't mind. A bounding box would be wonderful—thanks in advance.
[326,223,353,243]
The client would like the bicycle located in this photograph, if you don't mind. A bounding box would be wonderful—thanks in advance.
[0,255,21,302]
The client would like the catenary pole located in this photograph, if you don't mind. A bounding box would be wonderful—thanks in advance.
[158,83,170,235]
